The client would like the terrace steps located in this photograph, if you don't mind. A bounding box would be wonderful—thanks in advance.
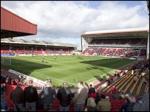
[106,73,132,93]
[118,74,134,92]
[97,69,149,97]
[101,73,128,92]
[129,76,142,95]
[135,78,145,96]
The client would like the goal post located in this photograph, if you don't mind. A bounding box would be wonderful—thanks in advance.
[1,52,15,65]
[1,55,12,65]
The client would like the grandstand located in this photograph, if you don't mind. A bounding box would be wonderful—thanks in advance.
[1,38,76,56]
[81,28,149,59]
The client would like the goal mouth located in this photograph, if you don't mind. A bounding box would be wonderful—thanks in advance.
[1,54,16,57]
[1,53,16,65]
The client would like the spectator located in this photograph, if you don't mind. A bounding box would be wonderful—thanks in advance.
[10,79,16,85]
[73,82,88,111]
[95,92,101,104]
[125,70,128,73]
[96,94,111,111]
[106,79,111,86]
[121,94,136,112]
[133,92,149,111]
[40,83,56,111]
[120,70,125,77]
[1,83,8,111]
[5,80,17,111]
[101,82,108,89]
[77,81,84,89]
[111,93,125,111]
[57,82,72,111]
[86,96,96,111]
[84,82,89,89]
[113,75,118,82]
[88,84,96,97]
[133,76,138,82]
[10,83,25,111]
[1,75,6,84]
[24,80,38,111]
[5,76,11,84]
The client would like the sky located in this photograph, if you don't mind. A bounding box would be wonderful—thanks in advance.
[1,1,149,50]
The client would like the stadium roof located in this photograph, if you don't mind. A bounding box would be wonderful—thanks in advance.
[1,38,76,48]
[81,27,149,38]
[1,7,37,38]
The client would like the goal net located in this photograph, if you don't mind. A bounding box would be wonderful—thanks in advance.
[1,53,16,65]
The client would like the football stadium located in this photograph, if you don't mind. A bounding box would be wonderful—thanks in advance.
[1,1,149,112]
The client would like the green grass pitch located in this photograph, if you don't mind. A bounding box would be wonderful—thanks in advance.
[1,56,134,86]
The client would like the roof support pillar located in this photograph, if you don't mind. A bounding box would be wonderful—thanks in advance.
[147,31,149,59]
[81,36,83,52]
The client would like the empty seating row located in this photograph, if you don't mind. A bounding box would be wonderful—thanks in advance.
[97,69,149,97]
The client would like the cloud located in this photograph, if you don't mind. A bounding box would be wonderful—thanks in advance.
[1,1,149,49]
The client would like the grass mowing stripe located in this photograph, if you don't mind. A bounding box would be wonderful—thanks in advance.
[1,56,135,86]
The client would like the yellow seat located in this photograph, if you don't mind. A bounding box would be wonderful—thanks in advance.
[129,76,141,95]
[135,78,146,96]
[102,73,128,92]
